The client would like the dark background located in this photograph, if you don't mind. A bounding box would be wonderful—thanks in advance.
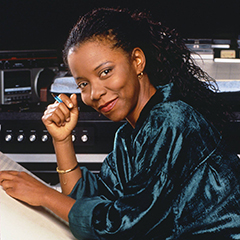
[0,0,240,52]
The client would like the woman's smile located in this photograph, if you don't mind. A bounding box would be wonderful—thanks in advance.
[98,98,119,113]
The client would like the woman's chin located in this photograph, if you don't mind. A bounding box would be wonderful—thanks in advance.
[102,112,125,122]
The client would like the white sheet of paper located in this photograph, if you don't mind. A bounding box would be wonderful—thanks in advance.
[0,152,77,240]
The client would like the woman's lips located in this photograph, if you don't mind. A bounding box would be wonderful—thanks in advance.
[99,98,118,113]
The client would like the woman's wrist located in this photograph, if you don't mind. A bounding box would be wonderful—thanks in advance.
[52,134,73,146]
[53,134,77,166]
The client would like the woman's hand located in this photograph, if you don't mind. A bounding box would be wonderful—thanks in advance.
[0,170,76,222]
[42,93,79,142]
[0,171,52,206]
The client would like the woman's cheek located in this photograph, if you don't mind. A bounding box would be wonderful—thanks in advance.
[81,94,91,106]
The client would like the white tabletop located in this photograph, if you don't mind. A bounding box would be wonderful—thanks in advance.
[0,152,77,240]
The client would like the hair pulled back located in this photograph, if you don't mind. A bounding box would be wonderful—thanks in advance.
[63,7,231,131]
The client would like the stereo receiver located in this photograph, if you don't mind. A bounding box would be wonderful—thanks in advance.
[0,50,59,105]
[0,68,58,104]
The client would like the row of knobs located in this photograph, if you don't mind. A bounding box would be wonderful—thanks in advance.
[5,132,50,143]
[5,131,89,143]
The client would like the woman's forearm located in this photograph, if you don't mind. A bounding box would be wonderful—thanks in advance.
[53,135,82,195]
[42,186,76,222]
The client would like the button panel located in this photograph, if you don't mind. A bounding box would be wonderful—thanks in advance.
[0,113,124,154]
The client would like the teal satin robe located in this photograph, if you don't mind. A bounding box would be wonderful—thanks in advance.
[68,83,240,239]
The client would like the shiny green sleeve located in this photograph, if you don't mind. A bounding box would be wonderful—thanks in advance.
[68,101,240,239]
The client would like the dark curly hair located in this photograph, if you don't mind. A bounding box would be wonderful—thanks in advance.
[63,7,231,131]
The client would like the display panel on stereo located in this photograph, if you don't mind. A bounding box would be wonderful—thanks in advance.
[0,68,58,105]
[0,70,32,104]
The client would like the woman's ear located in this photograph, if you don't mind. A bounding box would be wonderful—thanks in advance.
[131,47,146,74]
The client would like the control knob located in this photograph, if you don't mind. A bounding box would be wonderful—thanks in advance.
[41,134,49,142]
[29,134,37,142]
[17,134,25,142]
[5,134,13,142]
[81,134,88,143]
[72,134,76,142]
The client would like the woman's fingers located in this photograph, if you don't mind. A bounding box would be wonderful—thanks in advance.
[42,94,78,126]
[58,93,74,109]
[0,171,19,182]
[48,103,71,126]
[0,171,50,206]
[0,171,22,194]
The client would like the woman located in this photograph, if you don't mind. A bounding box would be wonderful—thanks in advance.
[1,7,240,240]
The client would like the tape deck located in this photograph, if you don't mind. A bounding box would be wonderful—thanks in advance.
[0,50,59,105]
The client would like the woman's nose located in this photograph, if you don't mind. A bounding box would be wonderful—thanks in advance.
[90,83,106,101]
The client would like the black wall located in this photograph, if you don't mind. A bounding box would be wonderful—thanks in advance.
[0,0,240,51]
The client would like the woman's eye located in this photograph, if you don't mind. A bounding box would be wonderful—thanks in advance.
[77,82,88,89]
[100,68,112,78]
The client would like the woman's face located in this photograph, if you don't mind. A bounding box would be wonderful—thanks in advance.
[67,40,147,125]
